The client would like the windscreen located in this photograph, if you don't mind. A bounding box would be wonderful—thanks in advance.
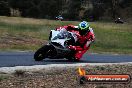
[52,29,72,40]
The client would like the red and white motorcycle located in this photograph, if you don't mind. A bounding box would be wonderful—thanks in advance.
[34,28,79,61]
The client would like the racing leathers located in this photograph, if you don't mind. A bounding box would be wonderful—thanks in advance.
[56,25,95,60]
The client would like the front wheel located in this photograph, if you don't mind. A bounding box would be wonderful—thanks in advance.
[34,45,51,61]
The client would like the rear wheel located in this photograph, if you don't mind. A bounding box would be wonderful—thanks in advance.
[66,50,80,62]
[34,45,51,61]
[67,57,80,62]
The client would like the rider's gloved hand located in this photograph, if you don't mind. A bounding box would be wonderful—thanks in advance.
[68,45,76,50]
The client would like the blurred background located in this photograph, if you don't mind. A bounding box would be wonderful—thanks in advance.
[0,0,131,53]
[0,0,132,22]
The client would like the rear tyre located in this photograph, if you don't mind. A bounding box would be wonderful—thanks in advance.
[67,57,80,62]
[34,45,50,61]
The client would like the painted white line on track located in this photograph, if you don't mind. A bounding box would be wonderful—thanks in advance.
[0,62,132,73]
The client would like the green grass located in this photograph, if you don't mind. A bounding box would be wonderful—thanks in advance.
[90,22,132,54]
[0,75,9,81]
[0,16,132,54]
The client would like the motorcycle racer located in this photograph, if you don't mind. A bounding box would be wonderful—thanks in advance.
[56,21,95,61]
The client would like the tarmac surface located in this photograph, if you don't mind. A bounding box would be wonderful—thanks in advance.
[0,52,132,67]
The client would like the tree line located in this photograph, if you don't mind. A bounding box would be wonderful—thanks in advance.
[0,0,132,21]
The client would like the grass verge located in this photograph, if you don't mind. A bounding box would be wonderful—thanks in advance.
[0,16,132,54]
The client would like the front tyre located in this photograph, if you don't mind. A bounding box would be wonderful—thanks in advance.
[34,45,50,61]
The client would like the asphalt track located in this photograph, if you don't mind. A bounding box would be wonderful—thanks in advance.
[0,52,132,67]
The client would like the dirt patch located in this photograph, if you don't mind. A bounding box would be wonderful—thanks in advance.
[0,64,132,88]
[0,36,47,46]
[0,34,48,50]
